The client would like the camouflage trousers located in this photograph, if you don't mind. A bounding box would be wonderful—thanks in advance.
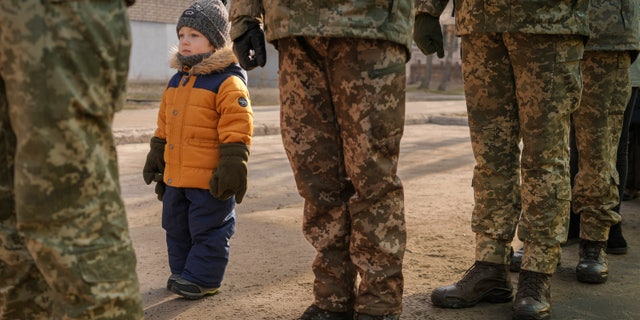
[277,37,407,316]
[571,51,630,241]
[0,1,143,319]
[462,33,584,275]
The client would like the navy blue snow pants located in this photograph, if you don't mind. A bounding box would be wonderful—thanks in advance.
[162,186,236,288]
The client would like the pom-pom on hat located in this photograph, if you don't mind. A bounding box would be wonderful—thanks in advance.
[176,0,230,49]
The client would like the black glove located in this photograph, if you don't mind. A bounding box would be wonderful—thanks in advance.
[233,22,266,71]
[142,137,166,185]
[125,0,135,6]
[209,143,249,203]
[155,178,166,201]
[414,13,445,58]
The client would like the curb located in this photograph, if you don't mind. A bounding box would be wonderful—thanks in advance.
[113,114,468,146]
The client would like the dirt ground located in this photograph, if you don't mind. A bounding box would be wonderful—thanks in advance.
[118,123,640,320]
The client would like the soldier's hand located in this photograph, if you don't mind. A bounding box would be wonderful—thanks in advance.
[414,13,445,58]
[125,0,135,6]
[233,22,266,71]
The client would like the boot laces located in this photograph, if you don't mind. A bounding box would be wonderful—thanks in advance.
[457,262,489,285]
[518,271,547,301]
[581,240,605,260]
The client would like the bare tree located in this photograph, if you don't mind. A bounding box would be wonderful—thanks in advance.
[438,25,458,91]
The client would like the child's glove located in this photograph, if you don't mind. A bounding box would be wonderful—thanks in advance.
[232,22,266,71]
[142,137,166,185]
[146,172,165,201]
[154,177,166,201]
[209,143,249,203]
[413,13,445,58]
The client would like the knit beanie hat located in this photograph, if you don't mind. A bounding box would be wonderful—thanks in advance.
[176,0,230,49]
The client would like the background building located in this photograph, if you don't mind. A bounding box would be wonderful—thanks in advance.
[127,0,279,87]
[127,1,460,90]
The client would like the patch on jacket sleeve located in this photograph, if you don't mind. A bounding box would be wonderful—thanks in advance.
[238,96,249,107]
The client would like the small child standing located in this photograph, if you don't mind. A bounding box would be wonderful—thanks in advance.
[142,0,253,300]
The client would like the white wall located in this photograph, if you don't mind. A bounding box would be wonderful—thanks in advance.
[127,20,459,88]
[128,20,280,87]
[128,21,177,81]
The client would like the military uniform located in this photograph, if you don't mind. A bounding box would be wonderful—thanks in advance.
[418,0,588,278]
[417,0,589,318]
[0,1,143,319]
[230,0,413,317]
[571,0,640,243]
[569,0,640,284]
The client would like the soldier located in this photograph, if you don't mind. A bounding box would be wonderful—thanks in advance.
[512,1,640,277]
[568,0,639,283]
[414,0,589,319]
[0,0,143,319]
[514,0,640,282]
[229,1,413,319]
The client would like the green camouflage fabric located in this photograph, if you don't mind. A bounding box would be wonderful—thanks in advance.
[229,0,414,58]
[415,0,590,37]
[463,33,584,275]
[585,0,639,51]
[0,1,143,319]
[573,52,631,241]
[278,37,407,316]
[632,56,640,87]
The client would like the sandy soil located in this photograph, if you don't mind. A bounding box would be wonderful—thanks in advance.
[118,124,640,320]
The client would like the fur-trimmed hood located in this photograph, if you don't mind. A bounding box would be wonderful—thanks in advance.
[170,45,239,76]
[156,43,253,190]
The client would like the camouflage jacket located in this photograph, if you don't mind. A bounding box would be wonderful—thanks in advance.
[584,0,639,51]
[229,0,414,53]
[632,57,640,86]
[415,0,590,37]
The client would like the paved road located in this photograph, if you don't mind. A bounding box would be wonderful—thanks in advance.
[113,99,468,145]
[115,100,640,319]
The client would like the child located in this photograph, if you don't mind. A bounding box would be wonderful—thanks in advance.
[142,0,253,300]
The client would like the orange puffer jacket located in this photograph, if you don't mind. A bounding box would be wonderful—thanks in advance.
[154,46,253,190]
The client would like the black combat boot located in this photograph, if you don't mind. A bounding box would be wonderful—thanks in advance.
[430,261,513,308]
[299,305,353,320]
[576,239,608,283]
[355,313,399,320]
[606,223,628,255]
[512,270,551,320]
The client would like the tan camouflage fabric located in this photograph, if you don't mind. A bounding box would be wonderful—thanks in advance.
[415,0,590,37]
[571,0,640,241]
[278,37,407,316]
[573,52,631,242]
[229,0,414,57]
[0,1,143,319]
[462,33,584,275]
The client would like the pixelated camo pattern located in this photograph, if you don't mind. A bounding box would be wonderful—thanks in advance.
[462,33,584,275]
[572,52,630,241]
[0,1,143,319]
[415,0,590,37]
[278,37,407,315]
[230,0,414,54]
[585,0,639,51]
